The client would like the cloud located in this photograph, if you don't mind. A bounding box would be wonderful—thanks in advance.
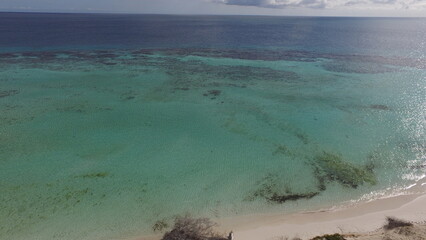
[213,0,426,9]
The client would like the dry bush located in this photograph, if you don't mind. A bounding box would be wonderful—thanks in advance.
[310,234,346,240]
[383,217,413,230]
[162,215,226,240]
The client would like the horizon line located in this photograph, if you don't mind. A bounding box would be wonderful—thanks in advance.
[0,10,425,18]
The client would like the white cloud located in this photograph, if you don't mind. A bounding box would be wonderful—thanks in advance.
[213,0,426,9]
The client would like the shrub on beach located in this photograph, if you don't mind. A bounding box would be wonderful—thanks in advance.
[161,215,227,240]
[310,233,346,240]
[383,217,413,230]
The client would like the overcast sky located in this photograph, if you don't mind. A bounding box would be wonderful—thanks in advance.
[1,0,426,17]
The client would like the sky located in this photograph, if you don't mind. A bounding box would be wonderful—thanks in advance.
[0,0,426,17]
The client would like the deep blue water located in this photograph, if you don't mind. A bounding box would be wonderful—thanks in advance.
[1,13,425,55]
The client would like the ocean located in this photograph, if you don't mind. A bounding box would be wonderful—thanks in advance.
[0,12,425,240]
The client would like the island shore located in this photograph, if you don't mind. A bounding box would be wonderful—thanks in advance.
[219,181,426,240]
[134,180,426,240]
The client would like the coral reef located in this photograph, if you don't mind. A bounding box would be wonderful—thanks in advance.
[249,150,378,204]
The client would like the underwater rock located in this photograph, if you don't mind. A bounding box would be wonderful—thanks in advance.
[314,151,377,189]
[267,192,319,204]
[247,174,321,204]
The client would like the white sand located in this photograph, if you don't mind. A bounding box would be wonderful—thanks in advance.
[217,182,426,240]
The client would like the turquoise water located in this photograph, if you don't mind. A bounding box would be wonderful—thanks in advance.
[1,14,426,240]
[1,48,425,240]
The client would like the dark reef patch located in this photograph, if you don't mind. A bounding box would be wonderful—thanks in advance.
[272,145,298,159]
[203,90,222,99]
[295,132,309,145]
[153,219,169,232]
[101,62,118,66]
[0,90,19,98]
[79,172,110,179]
[369,104,391,110]
[249,149,378,204]
[174,87,190,91]
[128,48,425,70]
[2,48,424,73]
[246,174,321,204]
[0,53,18,58]
[56,104,87,113]
[322,61,396,74]
[313,151,377,189]
[0,177,115,235]
[120,91,139,101]
[267,192,319,204]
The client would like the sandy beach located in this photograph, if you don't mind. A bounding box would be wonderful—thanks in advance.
[133,181,426,240]
[216,181,426,240]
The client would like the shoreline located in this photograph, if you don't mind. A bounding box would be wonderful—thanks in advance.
[221,181,426,240]
[133,181,426,240]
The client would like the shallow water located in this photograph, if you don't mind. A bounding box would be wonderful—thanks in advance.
[0,14,425,240]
